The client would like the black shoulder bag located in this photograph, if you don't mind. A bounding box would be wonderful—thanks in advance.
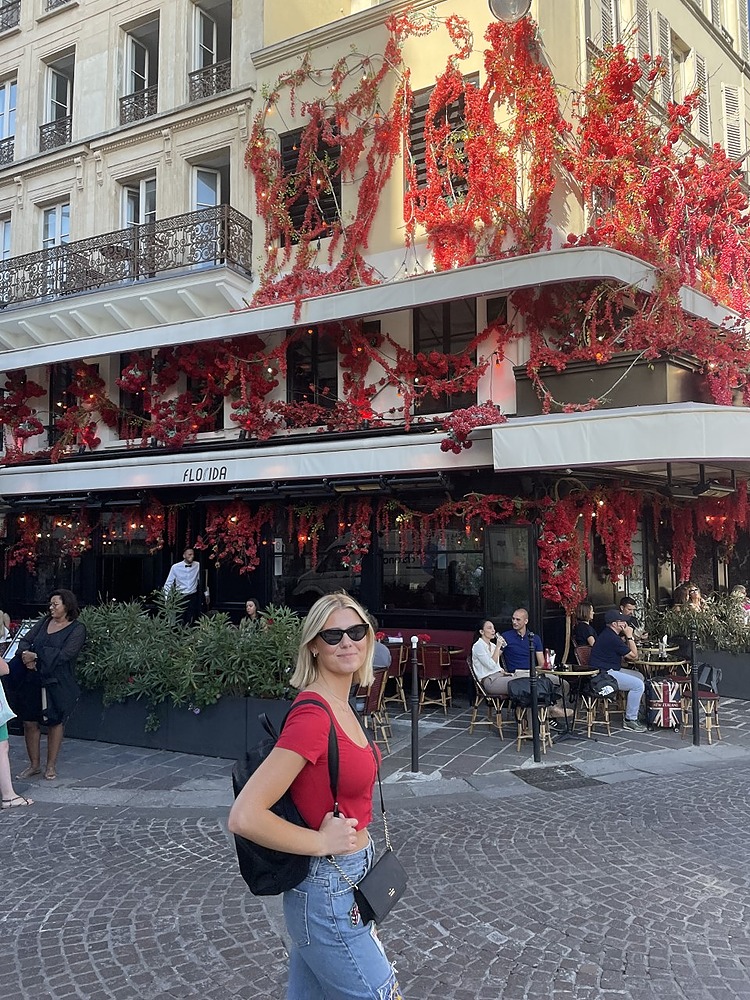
[232,699,338,896]
[327,736,408,926]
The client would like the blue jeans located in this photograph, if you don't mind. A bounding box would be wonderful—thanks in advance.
[607,667,645,720]
[283,841,402,999]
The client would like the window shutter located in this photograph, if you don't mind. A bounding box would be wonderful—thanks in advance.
[654,12,673,104]
[711,0,722,30]
[600,0,614,48]
[636,0,651,60]
[723,85,743,160]
[694,53,712,144]
[738,0,750,61]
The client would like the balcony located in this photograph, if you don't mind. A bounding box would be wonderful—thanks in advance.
[189,60,232,101]
[120,86,158,126]
[0,205,252,307]
[46,0,72,8]
[0,136,13,165]
[39,115,72,152]
[0,0,20,31]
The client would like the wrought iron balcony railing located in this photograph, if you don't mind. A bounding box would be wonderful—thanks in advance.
[0,205,252,306]
[46,0,72,9]
[189,60,232,101]
[0,0,20,31]
[39,115,72,152]
[119,86,158,125]
[0,136,13,165]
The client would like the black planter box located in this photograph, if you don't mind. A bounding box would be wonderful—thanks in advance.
[513,353,713,416]
[65,690,293,758]
[695,649,750,701]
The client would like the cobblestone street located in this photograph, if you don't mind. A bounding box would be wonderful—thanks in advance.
[4,727,750,999]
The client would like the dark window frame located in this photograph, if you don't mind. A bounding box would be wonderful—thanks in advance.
[279,124,341,243]
[286,325,338,415]
[408,73,478,203]
[413,299,477,416]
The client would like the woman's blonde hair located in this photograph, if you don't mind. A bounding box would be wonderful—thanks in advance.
[290,591,375,691]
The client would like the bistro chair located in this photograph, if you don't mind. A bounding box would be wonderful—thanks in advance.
[467,657,508,738]
[418,644,453,714]
[573,645,613,737]
[383,643,408,712]
[680,689,721,745]
[357,668,391,754]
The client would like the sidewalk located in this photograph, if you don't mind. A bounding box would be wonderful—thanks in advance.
[8,692,750,811]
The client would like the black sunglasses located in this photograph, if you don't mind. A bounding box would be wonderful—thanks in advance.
[316,623,370,645]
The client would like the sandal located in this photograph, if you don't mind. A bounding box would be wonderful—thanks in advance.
[16,766,41,779]
[2,795,33,809]
[44,767,57,781]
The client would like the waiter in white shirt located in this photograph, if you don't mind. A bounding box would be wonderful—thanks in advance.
[163,547,206,624]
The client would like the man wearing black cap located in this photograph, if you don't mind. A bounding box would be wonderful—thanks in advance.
[590,609,647,732]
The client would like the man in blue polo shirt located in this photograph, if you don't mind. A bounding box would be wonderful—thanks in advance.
[499,608,569,714]
[590,609,647,732]
[500,608,543,672]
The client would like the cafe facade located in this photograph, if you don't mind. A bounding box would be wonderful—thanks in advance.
[1,0,750,654]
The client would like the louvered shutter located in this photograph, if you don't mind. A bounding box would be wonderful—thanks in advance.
[600,0,615,47]
[738,0,749,61]
[711,0,722,30]
[636,0,651,60]
[654,12,673,104]
[694,54,712,144]
[723,85,743,160]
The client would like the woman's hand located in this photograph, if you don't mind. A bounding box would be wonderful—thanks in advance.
[0,657,8,677]
[21,651,38,670]
[317,811,359,856]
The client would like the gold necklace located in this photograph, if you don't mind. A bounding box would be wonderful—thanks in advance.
[316,678,351,710]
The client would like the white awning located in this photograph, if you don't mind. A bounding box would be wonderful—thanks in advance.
[0,246,736,370]
[491,403,750,480]
[0,430,494,497]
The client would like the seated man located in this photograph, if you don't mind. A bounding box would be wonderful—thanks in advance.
[496,608,568,716]
[618,595,648,641]
[591,610,647,733]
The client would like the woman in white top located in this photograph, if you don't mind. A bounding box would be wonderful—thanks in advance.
[471,620,509,695]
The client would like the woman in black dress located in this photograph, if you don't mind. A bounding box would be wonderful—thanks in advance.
[15,589,86,781]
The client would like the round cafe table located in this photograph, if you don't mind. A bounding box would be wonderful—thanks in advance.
[547,668,597,739]
[631,657,689,678]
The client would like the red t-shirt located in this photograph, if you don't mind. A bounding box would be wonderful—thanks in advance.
[275,693,380,832]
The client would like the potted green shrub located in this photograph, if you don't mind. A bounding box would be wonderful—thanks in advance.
[646,594,750,699]
[69,596,304,756]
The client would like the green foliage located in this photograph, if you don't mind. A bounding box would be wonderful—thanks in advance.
[77,597,304,714]
[646,594,750,654]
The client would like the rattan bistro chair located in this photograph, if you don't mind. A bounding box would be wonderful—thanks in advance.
[418,644,453,714]
[572,644,614,737]
[468,656,508,738]
[383,642,408,712]
[357,668,391,754]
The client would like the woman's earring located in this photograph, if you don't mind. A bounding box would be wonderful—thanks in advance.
[312,650,318,659]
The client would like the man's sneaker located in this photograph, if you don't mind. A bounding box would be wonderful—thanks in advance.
[623,718,647,733]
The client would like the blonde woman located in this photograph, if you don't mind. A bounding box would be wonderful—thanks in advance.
[228,592,402,1000]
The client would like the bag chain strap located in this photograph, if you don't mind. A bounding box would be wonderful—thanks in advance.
[327,733,391,883]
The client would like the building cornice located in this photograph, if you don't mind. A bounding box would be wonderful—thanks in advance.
[251,0,446,69]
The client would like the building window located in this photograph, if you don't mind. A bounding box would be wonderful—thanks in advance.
[694,54,711,144]
[413,299,477,416]
[0,1,21,32]
[0,215,9,260]
[287,326,338,417]
[723,85,744,162]
[279,126,341,243]
[120,20,159,125]
[189,4,231,100]
[43,202,70,248]
[187,375,224,433]
[408,75,477,206]
[118,352,149,440]
[48,362,75,446]
[123,176,156,227]
[40,55,74,151]
[0,77,16,164]
[600,0,620,48]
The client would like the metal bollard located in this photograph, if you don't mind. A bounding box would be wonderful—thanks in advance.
[410,635,420,772]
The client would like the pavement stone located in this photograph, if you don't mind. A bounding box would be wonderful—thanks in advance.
[5,696,750,997]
